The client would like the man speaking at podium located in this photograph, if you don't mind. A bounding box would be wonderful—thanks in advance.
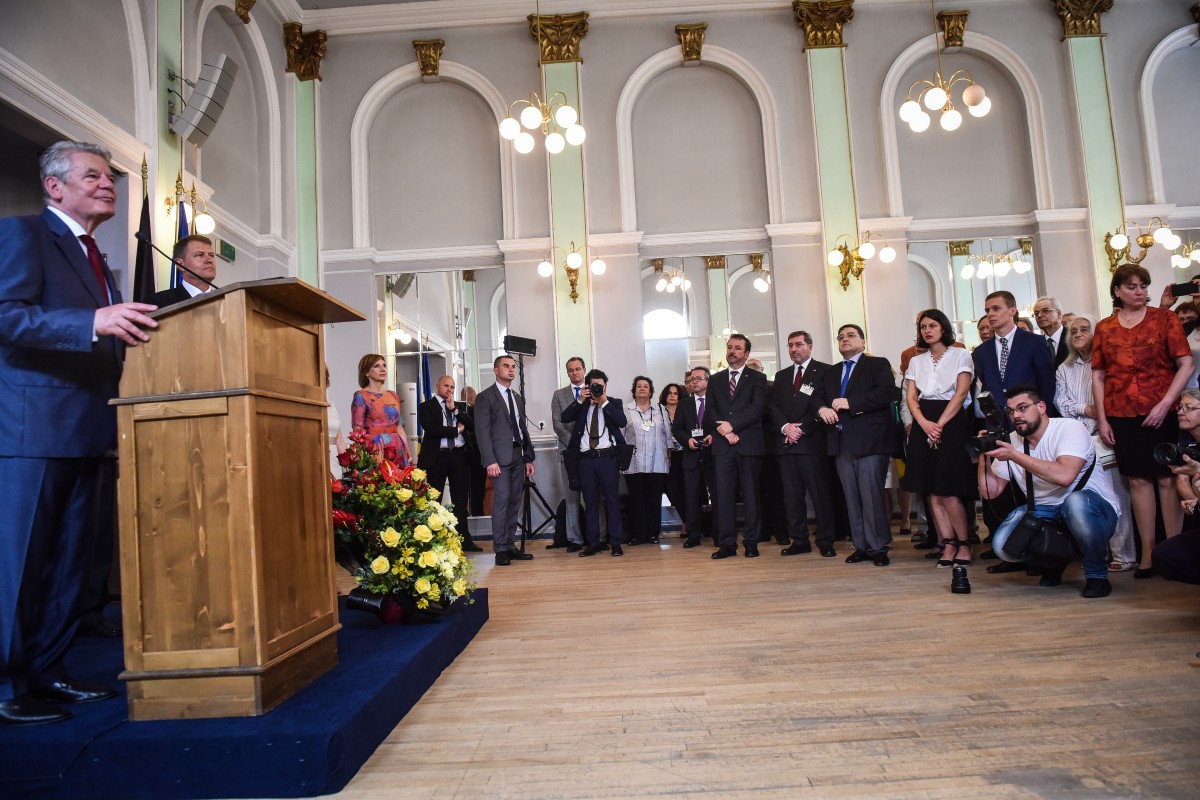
[149,234,218,308]
[0,141,157,725]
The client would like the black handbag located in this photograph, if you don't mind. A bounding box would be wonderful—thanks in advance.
[1000,440,1095,567]
[890,400,907,461]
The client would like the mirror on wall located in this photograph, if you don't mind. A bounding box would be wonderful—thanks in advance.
[907,236,1039,348]
[1169,227,1200,284]
[640,252,778,389]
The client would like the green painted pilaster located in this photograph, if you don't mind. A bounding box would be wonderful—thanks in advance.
[462,275,479,389]
[294,80,319,285]
[155,0,183,288]
[707,263,730,370]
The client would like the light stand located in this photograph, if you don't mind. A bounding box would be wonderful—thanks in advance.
[513,352,556,552]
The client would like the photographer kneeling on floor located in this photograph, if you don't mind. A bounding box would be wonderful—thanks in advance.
[977,386,1121,598]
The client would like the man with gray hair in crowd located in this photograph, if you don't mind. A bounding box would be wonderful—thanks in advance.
[1033,295,1069,367]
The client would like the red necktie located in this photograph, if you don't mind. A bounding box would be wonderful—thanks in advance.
[78,234,109,299]
[792,364,804,392]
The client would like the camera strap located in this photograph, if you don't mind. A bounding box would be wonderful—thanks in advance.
[1018,437,1096,513]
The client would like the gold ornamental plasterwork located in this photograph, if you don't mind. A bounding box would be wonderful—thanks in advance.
[528,12,589,64]
[283,22,328,81]
[675,23,708,62]
[749,253,764,270]
[1019,238,1034,256]
[235,0,255,24]
[792,0,855,50]
[651,258,665,270]
[948,240,974,257]
[1051,0,1113,38]
[413,39,445,77]
[704,255,727,271]
[463,270,475,282]
[936,10,969,49]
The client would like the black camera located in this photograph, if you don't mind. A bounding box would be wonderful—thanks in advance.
[966,391,1008,457]
[588,381,605,399]
[1152,441,1200,467]
[1169,280,1199,298]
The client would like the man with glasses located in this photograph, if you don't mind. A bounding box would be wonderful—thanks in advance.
[979,386,1120,597]
[672,367,718,549]
[1032,296,1069,368]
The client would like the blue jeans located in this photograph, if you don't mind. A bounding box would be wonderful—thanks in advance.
[992,490,1118,578]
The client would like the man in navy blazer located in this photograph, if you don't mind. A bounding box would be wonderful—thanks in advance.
[560,369,628,557]
[0,141,157,725]
[974,290,1056,411]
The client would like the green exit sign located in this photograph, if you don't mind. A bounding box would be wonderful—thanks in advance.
[217,238,236,262]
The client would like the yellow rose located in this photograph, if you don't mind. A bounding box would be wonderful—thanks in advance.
[414,577,432,594]
[417,598,429,610]
[427,487,440,500]
[428,514,444,531]
[380,527,401,548]
[416,497,428,510]
[413,525,433,543]
[452,579,467,596]
[370,556,390,575]
[418,550,438,568]
[397,488,413,502]
[411,468,427,482]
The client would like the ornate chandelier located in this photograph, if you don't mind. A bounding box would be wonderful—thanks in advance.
[898,1,990,133]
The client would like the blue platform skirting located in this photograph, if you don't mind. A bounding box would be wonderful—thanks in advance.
[0,589,489,799]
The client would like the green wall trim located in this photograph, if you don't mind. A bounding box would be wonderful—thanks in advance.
[295,80,319,286]
[155,0,183,289]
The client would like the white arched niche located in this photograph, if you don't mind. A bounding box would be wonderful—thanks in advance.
[1141,25,1200,206]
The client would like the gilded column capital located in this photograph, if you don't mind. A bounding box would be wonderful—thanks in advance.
[948,240,974,257]
[235,0,255,24]
[704,255,727,271]
[792,0,855,50]
[413,39,445,77]
[283,22,328,81]
[749,253,764,270]
[936,10,969,49]
[1051,0,1113,39]
[675,23,708,62]
[528,12,589,64]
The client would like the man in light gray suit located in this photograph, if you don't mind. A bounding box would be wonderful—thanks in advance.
[549,356,587,552]
[475,354,536,566]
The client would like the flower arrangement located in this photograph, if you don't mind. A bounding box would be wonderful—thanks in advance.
[332,430,475,615]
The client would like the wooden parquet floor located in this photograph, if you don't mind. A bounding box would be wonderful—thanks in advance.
[328,536,1200,799]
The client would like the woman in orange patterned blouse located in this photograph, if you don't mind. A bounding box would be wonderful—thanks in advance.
[1092,264,1193,578]
[350,353,411,466]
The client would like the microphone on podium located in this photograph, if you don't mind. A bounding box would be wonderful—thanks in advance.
[133,230,220,291]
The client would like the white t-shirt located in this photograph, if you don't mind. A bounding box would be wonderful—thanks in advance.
[990,417,1120,514]
[904,347,974,406]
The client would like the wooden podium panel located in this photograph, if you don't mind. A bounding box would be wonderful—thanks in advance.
[115,280,363,720]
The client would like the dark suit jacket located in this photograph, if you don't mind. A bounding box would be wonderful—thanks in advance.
[973,328,1056,409]
[822,353,897,458]
[149,285,192,309]
[706,366,768,456]
[416,397,474,471]
[769,360,832,456]
[1043,329,1070,368]
[560,399,628,451]
[671,394,718,469]
[0,209,123,458]
[474,383,534,468]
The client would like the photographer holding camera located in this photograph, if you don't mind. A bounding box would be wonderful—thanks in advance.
[561,369,629,557]
[1150,389,1200,584]
[977,386,1121,598]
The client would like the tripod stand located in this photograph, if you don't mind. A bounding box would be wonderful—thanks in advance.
[514,353,556,553]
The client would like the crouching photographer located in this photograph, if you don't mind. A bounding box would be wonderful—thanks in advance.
[1150,389,1200,584]
[977,386,1121,598]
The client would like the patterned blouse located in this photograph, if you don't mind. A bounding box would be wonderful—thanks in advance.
[1092,306,1190,418]
[351,389,410,465]
[623,402,679,474]
[1055,357,1098,434]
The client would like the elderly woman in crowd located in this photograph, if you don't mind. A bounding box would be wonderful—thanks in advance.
[1055,314,1137,571]
[350,353,411,466]
[1152,389,1200,584]
[1093,265,1194,578]
[624,375,679,545]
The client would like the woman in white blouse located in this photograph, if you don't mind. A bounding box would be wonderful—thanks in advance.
[623,376,679,545]
[901,309,977,567]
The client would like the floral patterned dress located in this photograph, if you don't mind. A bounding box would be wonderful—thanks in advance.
[351,389,410,466]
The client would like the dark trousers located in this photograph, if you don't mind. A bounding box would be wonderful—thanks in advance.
[579,452,622,547]
[467,445,487,517]
[681,457,714,544]
[79,456,118,625]
[760,452,787,542]
[713,451,762,549]
[626,472,666,542]
[490,445,525,552]
[780,453,836,548]
[425,447,472,538]
[1,456,103,700]
[834,451,891,555]
[1153,527,1200,584]
[665,451,686,521]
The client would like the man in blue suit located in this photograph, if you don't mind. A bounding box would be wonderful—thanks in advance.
[973,290,1057,411]
[0,141,157,725]
[560,369,628,557]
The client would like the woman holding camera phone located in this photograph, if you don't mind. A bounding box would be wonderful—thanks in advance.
[1092,265,1193,578]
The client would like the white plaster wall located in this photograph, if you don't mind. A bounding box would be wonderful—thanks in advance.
[1153,46,1200,208]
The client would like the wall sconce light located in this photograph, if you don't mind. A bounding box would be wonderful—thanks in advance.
[749,253,771,293]
[1105,217,1179,271]
[827,232,897,290]
[652,257,691,293]
[1170,236,1200,271]
[537,241,606,303]
[389,322,412,345]
[163,175,216,235]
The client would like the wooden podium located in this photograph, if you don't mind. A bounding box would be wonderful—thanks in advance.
[114,278,364,720]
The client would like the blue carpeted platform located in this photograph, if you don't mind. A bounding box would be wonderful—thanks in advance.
[0,589,488,799]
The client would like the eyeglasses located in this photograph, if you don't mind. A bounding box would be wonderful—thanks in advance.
[1032,308,1057,316]
[1179,405,1200,414]
[1006,402,1036,417]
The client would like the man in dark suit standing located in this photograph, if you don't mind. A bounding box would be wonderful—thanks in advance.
[974,290,1057,409]
[417,375,483,552]
[671,366,718,549]
[560,369,628,557]
[474,354,536,566]
[818,324,898,566]
[548,356,588,551]
[707,334,769,559]
[148,234,217,308]
[1032,295,1070,368]
[769,330,838,558]
[0,141,158,725]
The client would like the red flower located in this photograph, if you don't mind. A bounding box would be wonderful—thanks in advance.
[337,451,354,467]
[332,509,358,529]
[379,460,400,484]
[330,479,345,494]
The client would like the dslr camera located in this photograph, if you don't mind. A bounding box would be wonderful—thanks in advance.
[1152,441,1200,467]
[588,381,605,400]
[966,391,1008,457]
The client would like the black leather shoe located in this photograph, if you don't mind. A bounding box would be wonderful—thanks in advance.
[845,550,870,564]
[565,542,582,553]
[744,544,760,558]
[980,549,999,560]
[820,545,837,558]
[1134,567,1156,579]
[1039,567,1065,587]
[626,538,643,546]
[682,540,701,549]
[579,546,600,557]
[76,618,122,638]
[781,543,812,556]
[495,551,511,566]
[611,544,624,557]
[986,561,1026,574]
[32,679,117,704]
[873,552,891,567]
[1081,578,1112,598]
[773,535,790,545]
[647,536,659,544]
[711,547,738,560]
[0,696,72,726]
[510,550,534,561]
[462,538,484,552]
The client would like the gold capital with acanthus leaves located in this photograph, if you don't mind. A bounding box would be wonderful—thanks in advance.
[528,12,589,64]
[1051,0,1113,39]
[948,240,974,257]
[413,39,445,77]
[675,23,708,62]
[936,10,969,49]
[704,255,727,271]
[235,0,255,24]
[792,0,855,50]
[283,22,328,81]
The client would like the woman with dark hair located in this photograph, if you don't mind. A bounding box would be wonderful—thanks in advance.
[350,353,411,466]
[901,308,977,567]
[659,382,688,536]
[1093,264,1193,577]
[623,375,677,545]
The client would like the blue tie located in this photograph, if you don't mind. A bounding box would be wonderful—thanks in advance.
[839,360,854,397]
[574,386,580,401]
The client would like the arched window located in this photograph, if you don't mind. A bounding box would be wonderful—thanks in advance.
[643,308,687,341]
